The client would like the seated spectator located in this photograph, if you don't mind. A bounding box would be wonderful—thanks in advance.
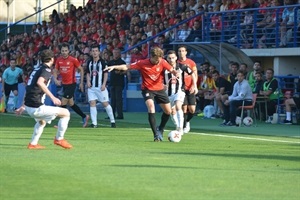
[259,68,283,123]
[212,70,232,118]
[186,20,202,42]
[252,71,264,94]
[283,80,300,124]
[177,23,191,42]
[220,70,253,126]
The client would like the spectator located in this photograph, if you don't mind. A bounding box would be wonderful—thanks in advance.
[283,80,300,124]
[259,68,283,123]
[220,70,253,126]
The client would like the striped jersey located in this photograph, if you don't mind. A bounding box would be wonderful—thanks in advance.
[164,63,193,96]
[86,59,108,88]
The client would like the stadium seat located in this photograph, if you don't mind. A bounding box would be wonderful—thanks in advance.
[238,93,257,127]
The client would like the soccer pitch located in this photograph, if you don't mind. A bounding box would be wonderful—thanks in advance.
[0,113,300,200]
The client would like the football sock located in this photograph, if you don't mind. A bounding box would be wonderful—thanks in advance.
[183,113,187,128]
[159,112,170,130]
[104,105,115,123]
[13,96,18,108]
[177,110,184,129]
[55,116,70,140]
[30,122,46,145]
[71,104,86,118]
[148,113,156,136]
[187,112,194,123]
[171,113,178,127]
[90,106,97,125]
[286,112,291,121]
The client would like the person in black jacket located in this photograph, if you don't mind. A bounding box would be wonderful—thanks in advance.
[108,48,126,119]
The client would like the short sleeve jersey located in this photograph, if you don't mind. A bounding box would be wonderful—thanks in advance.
[177,58,197,90]
[3,67,23,85]
[130,58,172,91]
[55,56,81,84]
[24,64,52,108]
[216,77,232,94]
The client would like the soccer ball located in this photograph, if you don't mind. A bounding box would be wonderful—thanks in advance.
[168,130,182,143]
[243,116,253,126]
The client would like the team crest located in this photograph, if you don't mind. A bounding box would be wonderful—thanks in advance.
[92,70,98,76]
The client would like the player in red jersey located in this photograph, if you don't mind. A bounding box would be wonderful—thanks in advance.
[53,43,89,127]
[177,45,198,134]
[105,47,179,141]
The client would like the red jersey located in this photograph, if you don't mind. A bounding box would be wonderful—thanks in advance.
[177,58,197,90]
[55,56,81,84]
[130,59,172,91]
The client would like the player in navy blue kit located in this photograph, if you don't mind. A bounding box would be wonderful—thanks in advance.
[15,49,72,149]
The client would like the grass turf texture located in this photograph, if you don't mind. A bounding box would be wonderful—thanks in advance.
[0,113,300,200]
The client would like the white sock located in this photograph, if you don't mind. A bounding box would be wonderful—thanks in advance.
[55,116,70,140]
[286,112,291,121]
[90,106,97,125]
[171,113,178,127]
[30,122,46,145]
[177,110,184,130]
[105,105,115,123]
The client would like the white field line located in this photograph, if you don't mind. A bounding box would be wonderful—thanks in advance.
[143,128,300,144]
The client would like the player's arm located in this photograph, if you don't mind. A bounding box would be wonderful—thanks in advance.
[101,71,108,91]
[104,64,130,72]
[77,66,84,92]
[37,76,61,106]
[192,72,198,94]
[52,68,61,85]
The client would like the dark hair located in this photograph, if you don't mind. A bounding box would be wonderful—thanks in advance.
[212,70,220,75]
[167,50,176,55]
[40,49,54,63]
[266,68,274,74]
[60,42,70,50]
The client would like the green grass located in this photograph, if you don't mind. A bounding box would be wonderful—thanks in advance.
[0,113,300,200]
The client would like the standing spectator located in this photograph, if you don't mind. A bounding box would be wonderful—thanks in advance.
[177,45,198,134]
[220,70,253,126]
[15,49,72,149]
[53,43,90,127]
[86,45,116,128]
[1,58,23,112]
[247,61,263,91]
[104,47,178,142]
[108,48,126,120]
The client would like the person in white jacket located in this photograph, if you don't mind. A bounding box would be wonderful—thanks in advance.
[220,70,253,126]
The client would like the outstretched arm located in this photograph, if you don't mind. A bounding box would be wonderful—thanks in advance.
[104,64,130,72]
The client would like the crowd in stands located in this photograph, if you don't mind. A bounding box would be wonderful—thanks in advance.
[0,0,299,123]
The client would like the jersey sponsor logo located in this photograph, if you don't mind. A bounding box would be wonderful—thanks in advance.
[92,70,98,76]
[149,74,159,81]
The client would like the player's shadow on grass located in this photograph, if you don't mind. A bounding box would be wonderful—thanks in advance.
[161,152,300,162]
[109,164,199,169]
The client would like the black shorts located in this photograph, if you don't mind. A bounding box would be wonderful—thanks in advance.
[183,90,196,106]
[141,89,170,104]
[4,83,18,97]
[62,83,76,99]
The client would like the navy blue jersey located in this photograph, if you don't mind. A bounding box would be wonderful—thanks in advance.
[24,64,52,108]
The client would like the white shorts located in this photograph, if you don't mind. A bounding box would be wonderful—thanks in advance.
[88,87,109,103]
[169,90,185,107]
[25,105,60,124]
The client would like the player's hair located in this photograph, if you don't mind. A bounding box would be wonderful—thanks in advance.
[91,45,99,50]
[40,49,54,63]
[240,63,248,68]
[177,45,187,51]
[237,70,245,76]
[60,42,70,50]
[266,68,274,74]
[166,50,176,55]
[150,47,164,58]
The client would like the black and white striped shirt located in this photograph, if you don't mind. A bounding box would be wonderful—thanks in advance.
[87,59,107,88]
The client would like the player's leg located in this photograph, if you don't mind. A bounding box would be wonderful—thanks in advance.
[99,88,116,127]
[184,93,196,133]
[142,90,157,140]
[88,88,98,127]
[3,83,11,111]
[12,83,18,110]
[157,90,172,140]
[284,98,295,124]
[28,120,46,148]
[64,84,89,127]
